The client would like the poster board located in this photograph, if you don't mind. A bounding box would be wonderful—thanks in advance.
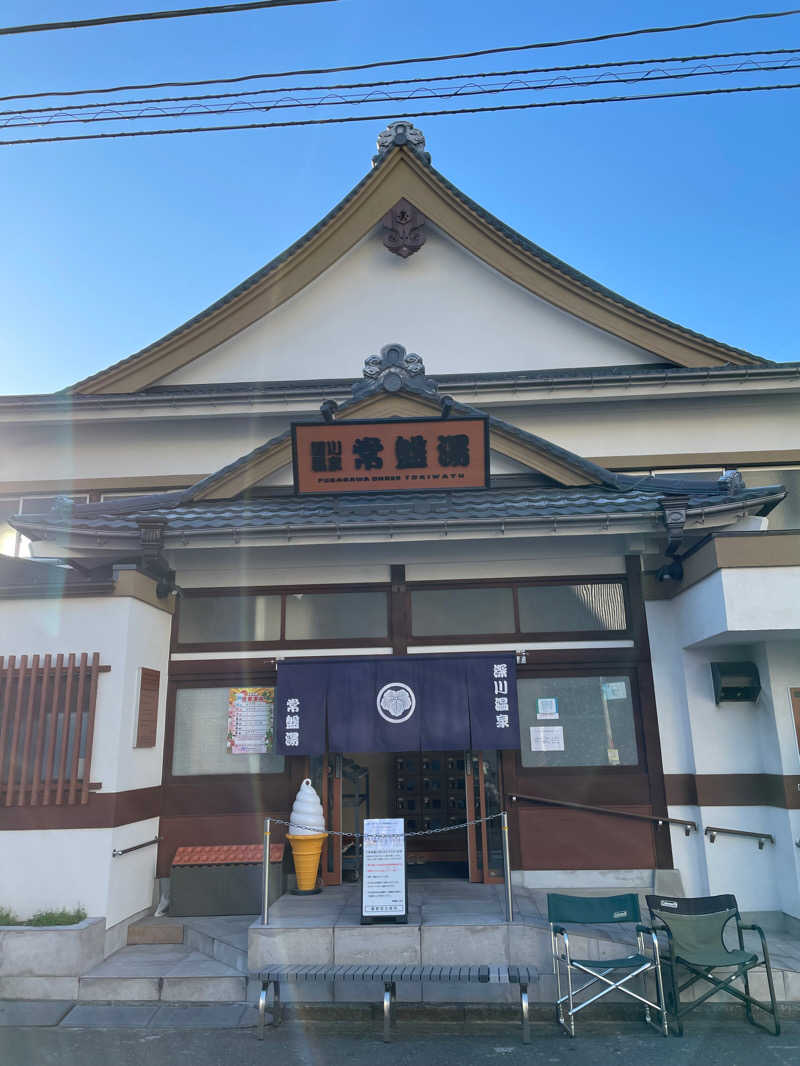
[227,687,274,754]
[361,817,408,924]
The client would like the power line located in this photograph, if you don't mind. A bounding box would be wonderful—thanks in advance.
[3,8,800,99]
[7,59,800,129]
[5,47,800,115]
[0,1,336,37]
[2,80,798,146]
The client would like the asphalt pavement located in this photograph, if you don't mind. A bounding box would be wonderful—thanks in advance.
[2,1016,800,1066]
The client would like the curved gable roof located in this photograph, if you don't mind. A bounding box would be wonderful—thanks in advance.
[70,137,769,395]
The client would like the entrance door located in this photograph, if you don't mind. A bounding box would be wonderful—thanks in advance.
[310,752,341,886]
[316,749,503,885]
[397,751,469,876]
[466,751,504,883]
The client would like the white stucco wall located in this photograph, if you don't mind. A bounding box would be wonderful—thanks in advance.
[158,225,662,387]
[0,819,158,928]
[648,592,800,916]
[659,567,800,649]
[168,536,630,590]
[0,593,171,927]
[0,595,172,793]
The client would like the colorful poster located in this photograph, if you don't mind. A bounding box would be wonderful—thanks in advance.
[227,687,274,755]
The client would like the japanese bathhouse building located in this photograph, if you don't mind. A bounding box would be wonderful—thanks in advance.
[1,122,799,945]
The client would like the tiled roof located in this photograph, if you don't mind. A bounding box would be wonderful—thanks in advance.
[179,389,627,504]
[6,361,799,409]
[172,843,284,866]
[11,484,784,540]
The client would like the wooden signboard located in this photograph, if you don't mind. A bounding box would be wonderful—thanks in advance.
[292,417,489,495]
[361,817,408,924]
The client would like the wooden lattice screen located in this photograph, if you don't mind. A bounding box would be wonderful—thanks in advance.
[0,653,108,807]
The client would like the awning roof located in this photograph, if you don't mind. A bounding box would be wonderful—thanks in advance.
[12,483,785,545]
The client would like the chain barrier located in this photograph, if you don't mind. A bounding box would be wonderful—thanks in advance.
[271,811,504,839]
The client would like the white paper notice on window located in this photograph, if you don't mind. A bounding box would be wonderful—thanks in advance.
[536,697,559,719]
[601,681,628,701]
[530,725,565,752]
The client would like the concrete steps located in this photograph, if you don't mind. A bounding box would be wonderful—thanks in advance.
[79,944,247,1003]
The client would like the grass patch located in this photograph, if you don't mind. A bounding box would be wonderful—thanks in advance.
[0,905,86,927]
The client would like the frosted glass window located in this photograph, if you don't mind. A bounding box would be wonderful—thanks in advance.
[172,687,284,776]
[178,595,281,643]
[285,591,388,639]
[518,676,638,767]
[518,583,626,633]
[411,587,514,636]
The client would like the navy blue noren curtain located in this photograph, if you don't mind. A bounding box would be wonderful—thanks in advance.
[276,654,518,755]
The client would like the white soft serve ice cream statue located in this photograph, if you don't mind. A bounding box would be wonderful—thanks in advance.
[286,779,326,893]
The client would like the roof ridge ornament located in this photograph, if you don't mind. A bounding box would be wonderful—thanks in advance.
[373,121,431,166]
[352,344,439,400]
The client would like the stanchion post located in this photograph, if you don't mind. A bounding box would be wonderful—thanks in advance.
[262,817,271,926]
[502,811,513,923]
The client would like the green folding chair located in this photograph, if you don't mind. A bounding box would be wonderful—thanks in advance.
[548,892,669,1037]
[646,893,780,1036]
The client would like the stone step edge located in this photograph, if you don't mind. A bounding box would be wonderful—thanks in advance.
[127,924,185,946]
[183,926,249,973]
[77,973,247,1003]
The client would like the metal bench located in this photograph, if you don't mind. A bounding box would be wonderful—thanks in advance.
[256,963,539,1042]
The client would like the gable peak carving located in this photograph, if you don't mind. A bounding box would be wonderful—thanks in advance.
[351,343,439,400]
[383,198,426,258]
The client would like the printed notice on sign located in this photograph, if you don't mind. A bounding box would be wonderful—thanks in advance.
[361,818,407,922]
[536,697,559,719]
[530,725,565,752]
[601,681,628,701]
[227,687,274,755]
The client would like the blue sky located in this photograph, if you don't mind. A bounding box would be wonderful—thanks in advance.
[0,1,798,394]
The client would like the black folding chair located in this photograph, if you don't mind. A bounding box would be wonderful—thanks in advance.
[548,892,669,1037]
[646,893,780,1036]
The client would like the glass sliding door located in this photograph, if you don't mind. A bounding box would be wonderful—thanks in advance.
[466,751,504,883]
[310,752,341,886]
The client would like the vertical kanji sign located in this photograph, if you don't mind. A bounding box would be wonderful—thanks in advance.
[292,417,489,495]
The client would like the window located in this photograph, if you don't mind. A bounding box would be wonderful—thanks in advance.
[411,587,515,636]
[171,687,284,776]
[285,591,388,640]
[517,582,626,633]
[410,580,627,640]
[178,594,281,644]
[518,676,638,767]
[176,588,389,646]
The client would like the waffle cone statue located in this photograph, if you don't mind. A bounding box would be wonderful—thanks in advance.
[286,778,326,894]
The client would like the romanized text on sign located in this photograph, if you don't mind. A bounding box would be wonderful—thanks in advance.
[291,417,489,495]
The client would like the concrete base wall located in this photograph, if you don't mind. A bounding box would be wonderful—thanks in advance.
[511,869,661,891]
[0,917,105,999]
[249,920,554,1003]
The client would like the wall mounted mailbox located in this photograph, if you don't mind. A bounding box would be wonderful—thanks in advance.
[711,662,761,704]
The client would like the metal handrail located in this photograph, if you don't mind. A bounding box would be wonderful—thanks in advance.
[508,793,697,836]
[704,826,775,850]
[112,836,161,858]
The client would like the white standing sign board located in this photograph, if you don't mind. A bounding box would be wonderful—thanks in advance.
[361,818,407,923]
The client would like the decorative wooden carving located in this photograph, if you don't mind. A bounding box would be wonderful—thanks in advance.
[383,199,426,258]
